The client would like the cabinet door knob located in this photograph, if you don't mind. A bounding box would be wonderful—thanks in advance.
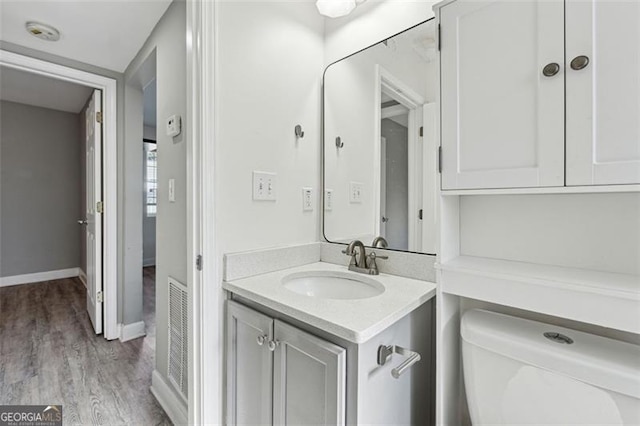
[570,55,590,71]
[542,62,560,77]
[257,335,267,346]
[267,340,280,351]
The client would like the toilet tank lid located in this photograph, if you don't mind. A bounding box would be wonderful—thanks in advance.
[461,309,640,399]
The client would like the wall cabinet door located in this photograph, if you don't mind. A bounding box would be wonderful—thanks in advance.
[565,0,640,185]
[440,0,565,190]
[226,301,274,425]
[273,320,346,426]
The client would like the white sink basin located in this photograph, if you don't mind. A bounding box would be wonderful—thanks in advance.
[282,271,385,300]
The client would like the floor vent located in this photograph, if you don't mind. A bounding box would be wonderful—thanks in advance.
[168,277,188,401]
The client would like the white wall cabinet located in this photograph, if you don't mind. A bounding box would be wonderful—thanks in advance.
[226,301,346,426]
[439,0,640,190]
[565,0,640,186]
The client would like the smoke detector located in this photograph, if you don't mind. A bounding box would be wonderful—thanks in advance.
[25,22,60,42]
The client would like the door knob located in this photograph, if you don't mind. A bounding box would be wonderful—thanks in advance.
[542,62,560,77]
[77,219,88,225]
[570,55,589,71]
[256,335,267,346]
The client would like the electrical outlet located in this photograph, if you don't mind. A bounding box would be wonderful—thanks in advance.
[324,189,333,211]
[302,187,313,211]
[253,171,277,201]
[349,182,363,203]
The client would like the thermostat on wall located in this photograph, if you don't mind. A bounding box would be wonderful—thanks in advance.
[166,114,182,137]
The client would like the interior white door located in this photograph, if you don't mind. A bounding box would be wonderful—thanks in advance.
[85,89,103,334]
[565,0,640,185]
[440,0,565,190]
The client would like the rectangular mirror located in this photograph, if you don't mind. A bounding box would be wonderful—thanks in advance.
[323,19,438,254]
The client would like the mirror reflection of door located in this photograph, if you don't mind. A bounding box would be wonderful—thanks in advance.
[380,104,410,250]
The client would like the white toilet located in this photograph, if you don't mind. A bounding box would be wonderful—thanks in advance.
[461,309,640,425]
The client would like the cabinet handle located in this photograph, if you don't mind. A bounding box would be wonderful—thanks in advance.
[268,340,280,351]
[257,335,267,346]
[570,55,589,71]
[542,62,560,77]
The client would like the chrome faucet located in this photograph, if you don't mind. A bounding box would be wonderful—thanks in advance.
[371,236,388,248]
[342,240,388,275]
[344,240,367,268]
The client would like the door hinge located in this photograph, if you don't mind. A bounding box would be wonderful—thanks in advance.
[97,291,103,303]
[419,209,423,220]
[96,201,104,214]
[96,111,103,123]
[437,24,441,51]
[419,126,424,137]
[196,255,203,271]
[438,146,443,173]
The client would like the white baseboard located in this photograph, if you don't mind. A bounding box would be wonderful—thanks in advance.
[150,370,188,425]
[0,267,80,288]
[120,321,146,342]
[78,269,88,288]
[143,258,156,267]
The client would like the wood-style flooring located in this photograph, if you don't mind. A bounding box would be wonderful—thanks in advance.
[0,267,171,425]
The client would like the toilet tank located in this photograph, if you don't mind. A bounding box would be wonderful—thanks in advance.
[461,309,640,425]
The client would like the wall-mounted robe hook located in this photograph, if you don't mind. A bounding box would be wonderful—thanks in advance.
[335,136,344,148]
[294,125,305,139]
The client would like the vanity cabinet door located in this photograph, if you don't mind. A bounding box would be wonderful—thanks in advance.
[273,320,346,426]
[440,0,565,190]
[565,0,640,185]
[226,301,274,425]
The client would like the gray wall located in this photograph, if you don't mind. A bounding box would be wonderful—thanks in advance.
[124,0,187,397]
[381,118,409,250]
[0,100,82,277]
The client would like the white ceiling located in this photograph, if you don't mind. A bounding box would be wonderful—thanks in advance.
[0,65,93,113]
[0,0,172,72]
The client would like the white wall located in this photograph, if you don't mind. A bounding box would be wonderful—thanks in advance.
[459,193,640,275]
[324,0,436,65]
[214,0,324,255]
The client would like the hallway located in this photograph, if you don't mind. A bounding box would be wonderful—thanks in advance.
[0,268,169,425]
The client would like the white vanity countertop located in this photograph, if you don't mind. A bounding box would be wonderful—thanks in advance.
[223,262,436,344]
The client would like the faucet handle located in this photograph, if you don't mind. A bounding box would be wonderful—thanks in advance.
[368,252,388,260]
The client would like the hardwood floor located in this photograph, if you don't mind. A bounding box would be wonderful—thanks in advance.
[0,267,171,425]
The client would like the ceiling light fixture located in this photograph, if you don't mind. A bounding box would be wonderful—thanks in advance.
[25,22,60,42]
[316,0,366,18]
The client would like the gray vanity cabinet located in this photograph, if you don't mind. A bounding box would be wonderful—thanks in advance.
[273,320,346,425]
[226,301,346,426]
[226,301,274,425]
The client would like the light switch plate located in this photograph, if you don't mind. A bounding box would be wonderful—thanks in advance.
[302,187,313,211]
[166,114,182,137]
[324,189,333,211]
[349,182,363,203]
[253,171,277,201]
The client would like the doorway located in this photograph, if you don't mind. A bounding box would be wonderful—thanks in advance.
[0,50,118,339]
[374,65,426,252]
